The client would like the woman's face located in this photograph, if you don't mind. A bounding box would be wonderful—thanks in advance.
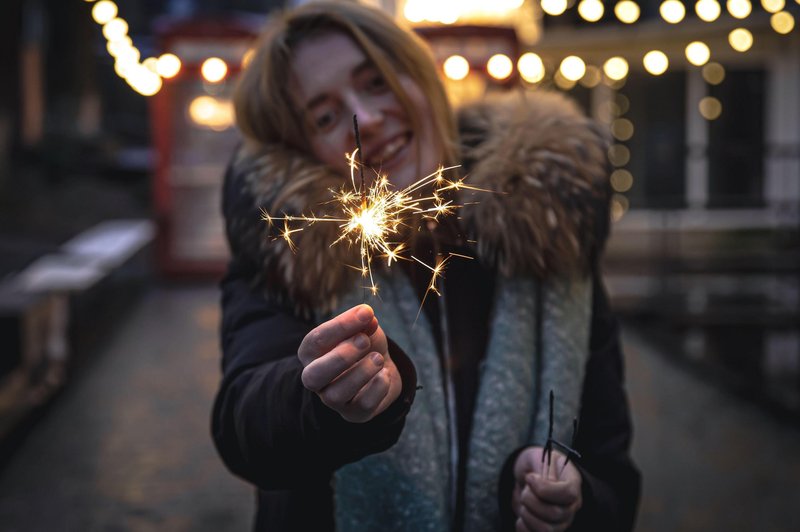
[291,32,440,189]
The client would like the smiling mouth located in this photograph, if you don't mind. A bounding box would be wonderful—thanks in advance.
[365,133,411,169]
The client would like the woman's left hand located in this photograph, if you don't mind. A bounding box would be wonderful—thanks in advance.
[511,446,582,532]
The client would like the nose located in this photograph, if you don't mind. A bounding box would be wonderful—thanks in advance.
[347,94,384,135]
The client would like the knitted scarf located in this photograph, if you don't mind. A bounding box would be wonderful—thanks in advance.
[329,270,591,531]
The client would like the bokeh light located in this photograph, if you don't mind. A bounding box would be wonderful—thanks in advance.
[517,53,545,83]
[699,96,722,119]
[102,18,128,41]
[156,53,181,78]
[728,28,754,51]
[685,41,711,66]
[611,194,630,222]
[201,57,228,83]
[603,56,629,80]
[615,0,641,23]
[580,65,602,88]
[443,55,470,81]
[611,169,634,192]
[541,0,569,16]
[612,118,634,141]
[487,54,513,80]
[696,0,722,21]
[560,56,587,81]
[702,62,726,84]
[578,0,605,22]
[643,51,669,75]
[92,0,118,25]
[609,144,631,166]
[761,0,785,12]
[660,0,686,23]
[770,11,795,33]
[727,0,753,18]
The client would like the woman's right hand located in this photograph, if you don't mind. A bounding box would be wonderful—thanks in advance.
[298,304,401,423]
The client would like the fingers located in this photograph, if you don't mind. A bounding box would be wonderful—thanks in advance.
[298,304,375,365]
[318,352,385,409]
[338,365,392,422]
[301,333,372,392]
[513,467,582,532]
[525,473,581,506]
[518,483,576,526]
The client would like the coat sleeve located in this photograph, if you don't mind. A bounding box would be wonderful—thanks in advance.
[498,272,641,531]
[568,271,641,531]
[210,155,417,491]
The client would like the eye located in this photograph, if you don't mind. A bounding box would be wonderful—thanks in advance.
[312,106,339,132]
[366,73,388,92]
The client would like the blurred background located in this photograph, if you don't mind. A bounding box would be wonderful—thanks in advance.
[0,0,798,530]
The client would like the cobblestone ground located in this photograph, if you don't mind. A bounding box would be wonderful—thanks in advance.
[625,327,800,532]
[0,285,252,532]
[0,285,798,531]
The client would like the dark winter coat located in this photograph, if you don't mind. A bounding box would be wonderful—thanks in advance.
[211,91,641,531]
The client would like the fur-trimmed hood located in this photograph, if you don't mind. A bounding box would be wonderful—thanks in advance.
[224,91,611,314]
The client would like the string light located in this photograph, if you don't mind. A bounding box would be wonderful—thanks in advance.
[102,18,128,41]
[603,56,629,80]
[609,144,631,166]
[728,28,754,51]
[578,0,605,22]
[695,0,722,21]
[702,62,726,84]
[611,119,634,141]
[726,0,752,18]
[518,52,545,83]
[541,0,569,16]
[610,169,634,192]
[487,54,513,80]
[611,194,629,222]
[685,41,711,66]
[91,0,117,24]
[106,36,132,58]
[660,0,686,23]
[156,53,181,78]
[771,11,795,33]
[580,65,602,88]
[142,57,158,73]
[560,56,587,81]
[443,55,470,80]
[615,1,641,23]
[201,57,228,83]
[643,51,669,75]
[699,96,722,120]
[761,0,785,12]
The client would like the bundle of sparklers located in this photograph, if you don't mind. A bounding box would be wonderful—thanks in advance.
[543,390,581,480]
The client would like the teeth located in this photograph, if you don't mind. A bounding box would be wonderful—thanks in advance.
[369,135,408,165]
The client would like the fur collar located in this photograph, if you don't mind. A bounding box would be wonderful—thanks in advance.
[229,91,611,314]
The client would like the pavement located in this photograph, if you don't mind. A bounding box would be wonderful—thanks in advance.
[0,283,798,531]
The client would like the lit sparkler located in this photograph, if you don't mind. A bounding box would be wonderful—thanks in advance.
[261,136,489,303]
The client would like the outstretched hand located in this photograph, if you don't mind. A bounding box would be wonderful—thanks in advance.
[298,304,401,423]
[512,446,583,532]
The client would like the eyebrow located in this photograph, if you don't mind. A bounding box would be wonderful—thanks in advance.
[303,59,377,111]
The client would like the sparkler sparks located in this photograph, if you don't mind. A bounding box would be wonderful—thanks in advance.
[260,147,489,305]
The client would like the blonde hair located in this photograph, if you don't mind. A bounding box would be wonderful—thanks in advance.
[234,0,458,169]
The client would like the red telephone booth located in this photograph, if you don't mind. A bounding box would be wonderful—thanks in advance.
[150,17,259,277]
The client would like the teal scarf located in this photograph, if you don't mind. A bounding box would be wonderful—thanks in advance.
[328,270,591,531]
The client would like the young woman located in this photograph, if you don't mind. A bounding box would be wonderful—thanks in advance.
[211,2,640,531]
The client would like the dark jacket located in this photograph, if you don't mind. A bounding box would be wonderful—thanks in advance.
[211,92,641,531]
